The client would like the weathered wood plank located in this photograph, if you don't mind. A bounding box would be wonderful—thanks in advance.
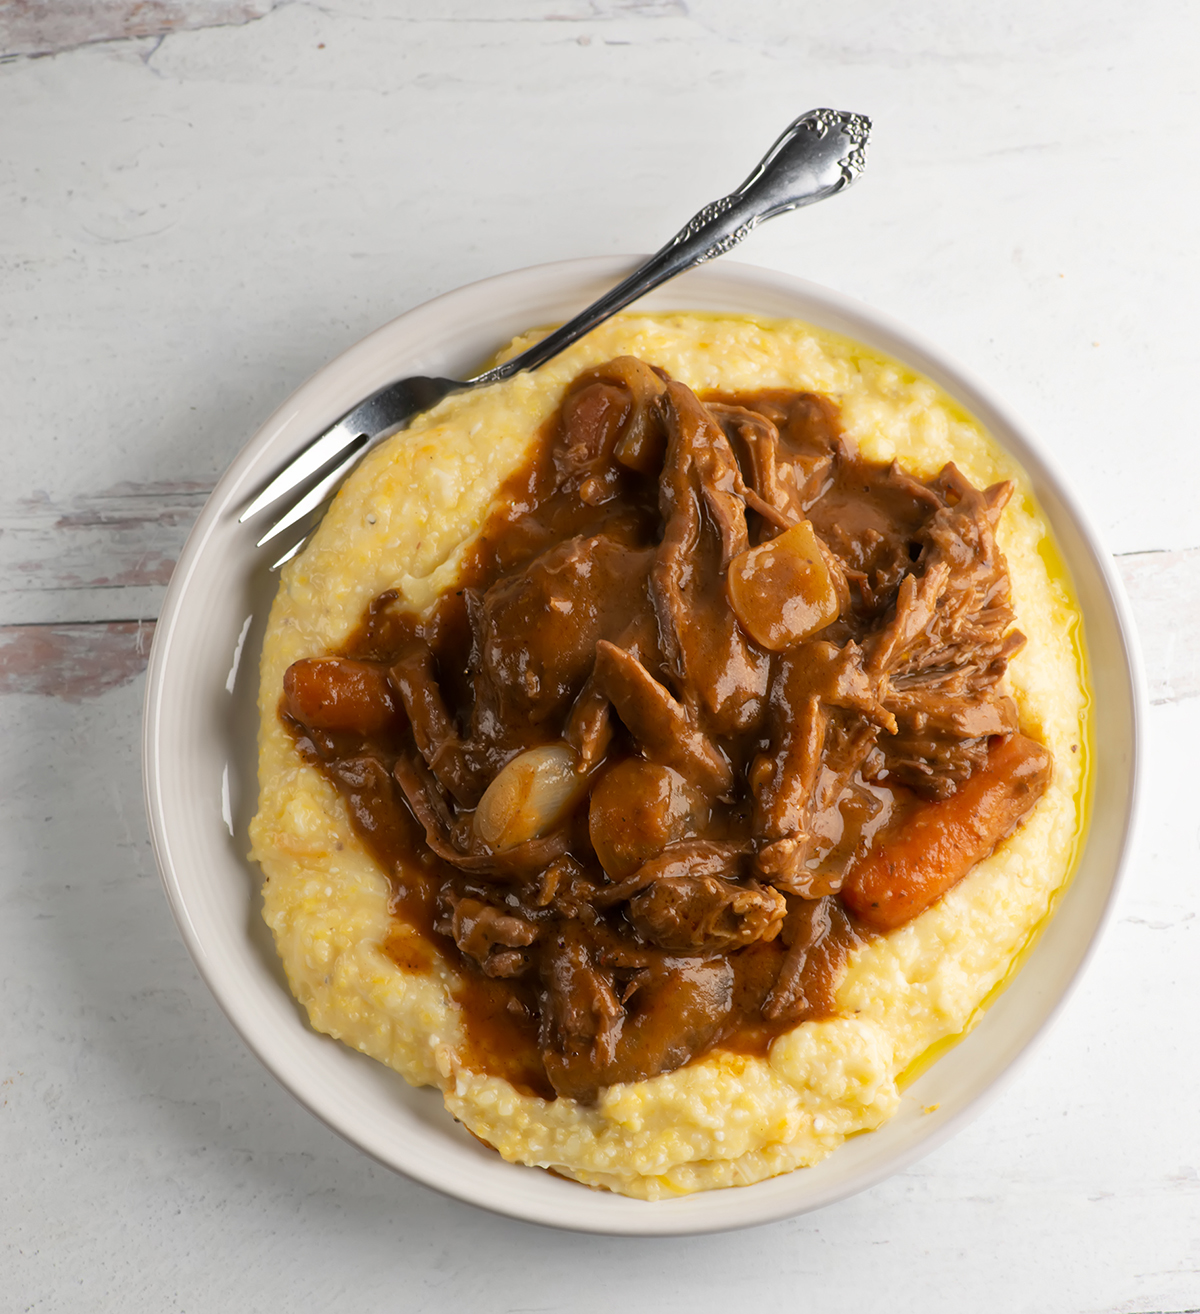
[0,475,1193,705]
[0,620,155,700]
[0,0,279,59]
[0,481,210,626]
[1115,548,1198,706]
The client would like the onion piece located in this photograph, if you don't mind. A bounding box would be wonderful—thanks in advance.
[726,519,840,651]
[474,744,589,851]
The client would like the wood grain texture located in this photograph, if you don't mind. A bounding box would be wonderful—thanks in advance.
[0,481,210,626]
[0,620,154,699]
[0,0,280,59]
[1116,548,1200,706]
[0,480,1191,705]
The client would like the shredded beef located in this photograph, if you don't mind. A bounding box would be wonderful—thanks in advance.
[282,360,1051,1103]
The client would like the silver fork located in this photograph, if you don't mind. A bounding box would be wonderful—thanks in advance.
[241,108,871,564]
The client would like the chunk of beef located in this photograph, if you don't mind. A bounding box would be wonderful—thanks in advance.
[628,875,786,953]
[763,896,833,1021]
[557,356,670,494]
[476,532,656,730]
[712,390,846,518]
[751,640,896,894]
[560,604,665,774]
[561,678,613,772]
[651,381,771,736]
[440,894,539,978]
[390,642,484,807]
[709,402,805,528]
[807,452,945,621]
[595,836,786,949]
[882,657,1021,794]
[592,839,748,908]
[763,894,863,1023]
[870,470,1017,679]
[868,467,1025,797]
[776,389,844,462]
[537,924,624,1100]
[556,382,633,507]
[592,641,732,795]
[538,923,734,1102]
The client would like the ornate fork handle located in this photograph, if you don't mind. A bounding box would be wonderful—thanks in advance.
[242,109,870,556]
[474,108,870,386]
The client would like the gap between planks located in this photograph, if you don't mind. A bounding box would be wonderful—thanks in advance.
[0,478,1195,702]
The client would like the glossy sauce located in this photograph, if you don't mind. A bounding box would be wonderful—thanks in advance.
[283,365,1044,1101]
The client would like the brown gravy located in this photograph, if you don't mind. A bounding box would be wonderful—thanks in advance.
[282,358,1046,1103]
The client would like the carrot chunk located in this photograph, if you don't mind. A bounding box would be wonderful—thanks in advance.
[283,657,404,737]
[841,733,1052,931]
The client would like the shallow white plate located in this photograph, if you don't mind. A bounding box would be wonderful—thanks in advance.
[143,257,1143,1235]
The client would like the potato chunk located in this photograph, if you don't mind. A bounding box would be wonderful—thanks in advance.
[588,759,708,879]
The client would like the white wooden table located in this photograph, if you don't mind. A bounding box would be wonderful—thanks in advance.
[2,3,1197,1310]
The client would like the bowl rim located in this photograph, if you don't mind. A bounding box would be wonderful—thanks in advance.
[142,256,1145,1235]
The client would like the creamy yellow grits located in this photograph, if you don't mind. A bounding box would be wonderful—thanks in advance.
[248,313,1089,1200]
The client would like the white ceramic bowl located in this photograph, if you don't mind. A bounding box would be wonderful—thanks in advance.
[143,258,1143,1235]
